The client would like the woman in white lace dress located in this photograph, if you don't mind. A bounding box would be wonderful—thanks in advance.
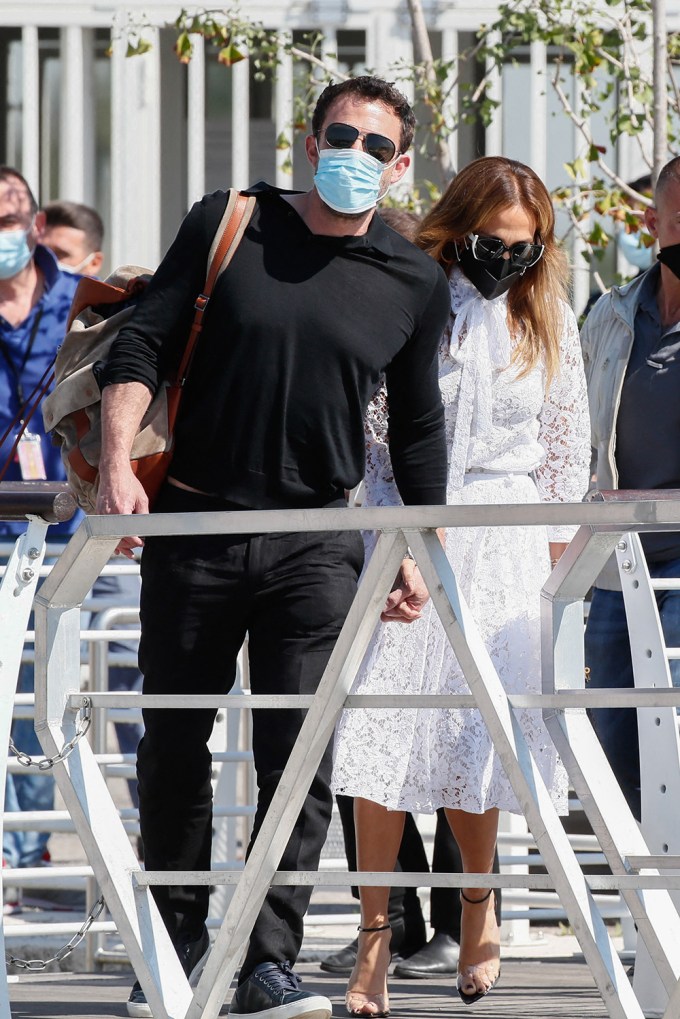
[333,157,591,1015]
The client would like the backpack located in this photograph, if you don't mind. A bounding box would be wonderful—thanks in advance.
[42,190,255,513]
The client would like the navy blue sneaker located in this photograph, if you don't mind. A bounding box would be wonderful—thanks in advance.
[126,926,211,1018]
[229,961,331,1019]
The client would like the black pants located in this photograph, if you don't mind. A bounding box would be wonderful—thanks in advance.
[137,486,364,981]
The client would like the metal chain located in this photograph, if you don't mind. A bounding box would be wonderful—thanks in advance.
[5,896,106,971]
[5,697,101,971]
[7,697,92,770]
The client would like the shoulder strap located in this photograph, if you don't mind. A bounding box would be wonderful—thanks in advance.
[176,190,256,383]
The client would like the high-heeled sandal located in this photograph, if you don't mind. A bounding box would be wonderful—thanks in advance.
[345,923,392,1018]
[456,889,501,1006]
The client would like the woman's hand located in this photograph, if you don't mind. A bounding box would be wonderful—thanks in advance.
[549,541,568,570]
[381,557,429,623]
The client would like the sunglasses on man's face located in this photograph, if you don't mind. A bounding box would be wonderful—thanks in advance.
[320,122,398,165]
[467,232,545,269]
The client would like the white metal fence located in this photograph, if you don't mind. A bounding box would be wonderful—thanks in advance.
[5,1,680,314]
[0,497,678,1019]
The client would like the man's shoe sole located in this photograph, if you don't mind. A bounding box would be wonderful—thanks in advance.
[229,994,332,1019]
[187,944,211,986]
[126,942,210,1018]
[126,1000,152,1019]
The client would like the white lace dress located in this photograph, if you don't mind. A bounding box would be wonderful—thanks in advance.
[331,268,591,815]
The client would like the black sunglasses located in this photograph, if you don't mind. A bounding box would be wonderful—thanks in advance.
[320,122,398,165]
[467,233,544,269]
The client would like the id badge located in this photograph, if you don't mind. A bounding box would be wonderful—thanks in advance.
[17,430,47,480]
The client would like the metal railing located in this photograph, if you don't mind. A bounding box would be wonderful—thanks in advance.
[1,548,255,973]
[15,498,680,1019]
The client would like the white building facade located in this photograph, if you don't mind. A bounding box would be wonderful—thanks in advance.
[1,0,678,311]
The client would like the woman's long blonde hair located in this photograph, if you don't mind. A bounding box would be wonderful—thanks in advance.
[416,156,567,383]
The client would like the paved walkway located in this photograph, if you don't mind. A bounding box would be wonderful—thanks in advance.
[9,955,610,1018]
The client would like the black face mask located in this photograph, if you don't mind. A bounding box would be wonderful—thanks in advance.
[458,246,525,301]
[657,242,680,280]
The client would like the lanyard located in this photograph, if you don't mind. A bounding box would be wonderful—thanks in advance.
[0,307,44,413]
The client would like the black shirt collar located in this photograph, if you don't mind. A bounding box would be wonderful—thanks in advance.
[245,181,395,259]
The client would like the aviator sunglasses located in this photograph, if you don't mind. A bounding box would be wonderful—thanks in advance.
[467,232,544,269]
[320,122,398,165]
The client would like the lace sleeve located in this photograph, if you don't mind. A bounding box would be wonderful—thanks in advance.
[535,303,591,542]
[363,376,402,509]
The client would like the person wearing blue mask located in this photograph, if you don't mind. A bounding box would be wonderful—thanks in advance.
[617,226,655,274]
[0,166,82,906]
[95,76,450,1019]
[42,200,105,278]
[40,198,145,821]
[582,156,680,823]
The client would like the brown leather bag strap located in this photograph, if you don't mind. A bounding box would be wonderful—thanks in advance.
[176,191,256,384]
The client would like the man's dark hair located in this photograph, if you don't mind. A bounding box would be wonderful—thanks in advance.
[43,200,105,251]
[655,157,680,204]
[312,76,416,155]
[379,207,421,242]
[0,166,38,215]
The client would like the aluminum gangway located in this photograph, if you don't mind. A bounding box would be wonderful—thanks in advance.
[10,496,680,1019]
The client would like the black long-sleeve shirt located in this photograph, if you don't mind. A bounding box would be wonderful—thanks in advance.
[103,183,449,509]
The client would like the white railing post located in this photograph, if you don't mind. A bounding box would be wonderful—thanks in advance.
[441,28,459,175]
[0,517,48,1019]
[530,40,547,181]
[231,58,250,190]
[21,26,40,196]
[571,72,592,316]
[498,811,531,946]
[110,19,162,270]
[59,26,87,203]
[616,533,680,1018]
[275,39,294,190]
[187,35,206,206]
[485,31,503,157]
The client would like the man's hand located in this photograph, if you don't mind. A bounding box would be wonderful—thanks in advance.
[96,463,149,559]
[381,557,430,623]
[96,382,154,558]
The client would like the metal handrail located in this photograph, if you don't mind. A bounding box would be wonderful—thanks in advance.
[27,497,680,1019]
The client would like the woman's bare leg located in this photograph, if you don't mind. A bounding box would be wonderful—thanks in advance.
[444,807,500,999]
[345,799,405,1016]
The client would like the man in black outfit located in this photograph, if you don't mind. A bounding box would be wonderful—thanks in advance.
[97,77,450,1019]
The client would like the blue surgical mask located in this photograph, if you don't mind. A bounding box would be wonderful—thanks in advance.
[314,147,393,215]
[57,252,95,275]
[617,229,654,271]
[0,223,34,280]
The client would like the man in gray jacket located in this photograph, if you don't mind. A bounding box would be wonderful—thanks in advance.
[581,155,680,821]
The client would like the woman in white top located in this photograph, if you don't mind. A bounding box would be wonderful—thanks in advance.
[333,156,591,1015]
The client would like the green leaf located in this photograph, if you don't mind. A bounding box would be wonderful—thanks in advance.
[126,38,152,58]
[174,31,192,64]
[217,43,245,66]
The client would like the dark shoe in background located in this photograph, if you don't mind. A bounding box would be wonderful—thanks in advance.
[126,925,211,1018]
[393,931,459,979]
[318,937,359,975]
[319,914,426,976]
